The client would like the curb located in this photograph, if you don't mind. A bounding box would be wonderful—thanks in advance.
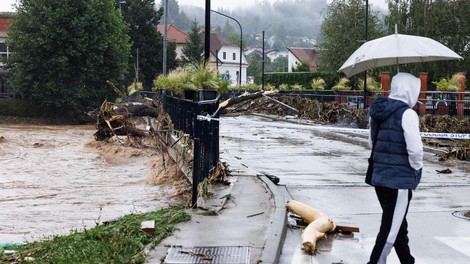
[259,175,287,264]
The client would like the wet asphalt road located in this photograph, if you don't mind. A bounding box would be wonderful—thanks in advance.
[219,114,470,264]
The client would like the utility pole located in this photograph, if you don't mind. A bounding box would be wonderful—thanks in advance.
[363,0,369,108]
[135,48,139,89]
[262,31,265,90]
[204,0,211,63]
[162,0,168,75]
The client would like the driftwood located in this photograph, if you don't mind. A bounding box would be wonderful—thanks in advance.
[286,200,336,255]
[218,90,278,113]
[93,101,158,141]
[106,80,126,98]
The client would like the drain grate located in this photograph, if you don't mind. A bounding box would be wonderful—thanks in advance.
[164,246,250,264]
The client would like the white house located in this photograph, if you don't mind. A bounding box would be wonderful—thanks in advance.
[266,49,288,62]
[287,47,319,72]
[209,33,248,87]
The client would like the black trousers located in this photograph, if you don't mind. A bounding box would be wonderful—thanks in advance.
[368,186,415,264]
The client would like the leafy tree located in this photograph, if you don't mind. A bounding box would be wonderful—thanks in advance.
[7,0,130,116]
[318,0,385,73]
[182,20,204,66]
[121,0,176,90]
[292,61,310,72]
[159,0,191,31]
[227,33,247,50]
[385,0,470,83]
[247,53,263,85]
[268,56,288,73]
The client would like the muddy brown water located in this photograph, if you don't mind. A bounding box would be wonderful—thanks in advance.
[0,125,188,243]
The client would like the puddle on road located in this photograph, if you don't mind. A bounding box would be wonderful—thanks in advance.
[0,125,190,243]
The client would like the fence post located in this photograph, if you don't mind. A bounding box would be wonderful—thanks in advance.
[380,72,390,97]
[419,73,428,116]
[457,74,466,117]
[191,137,201,208]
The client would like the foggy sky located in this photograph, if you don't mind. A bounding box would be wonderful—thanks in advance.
[0,0,389,12]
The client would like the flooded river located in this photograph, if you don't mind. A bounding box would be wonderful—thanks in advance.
[0,125,188,243]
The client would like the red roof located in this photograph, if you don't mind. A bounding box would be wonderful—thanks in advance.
[0,17,10,31]
[156,24,189,44]
[288,47,318,71]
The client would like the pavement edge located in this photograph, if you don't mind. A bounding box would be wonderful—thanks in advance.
[259,175,287,264]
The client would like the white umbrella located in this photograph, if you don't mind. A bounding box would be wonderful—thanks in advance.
[338,30,463,77]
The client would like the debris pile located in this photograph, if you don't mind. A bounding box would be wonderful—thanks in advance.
[223,94,369,128]
[223,93,470,161]
[420,115,470,161]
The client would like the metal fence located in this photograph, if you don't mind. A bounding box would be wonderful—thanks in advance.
[418,91,470,117]
[161,93,220,207]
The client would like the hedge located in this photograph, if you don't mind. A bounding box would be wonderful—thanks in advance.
[264,71,340,89]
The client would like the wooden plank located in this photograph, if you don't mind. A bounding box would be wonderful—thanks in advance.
[334,225,360,234]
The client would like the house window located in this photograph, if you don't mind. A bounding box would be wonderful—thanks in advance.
[0,43,7,66]
[223,52,226,60]
[233,53,236,60]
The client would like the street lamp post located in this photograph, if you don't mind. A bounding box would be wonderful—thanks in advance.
[363,0,369,108]
[210,10,243,87]
[204,1,211,63]
[162,0,168,75]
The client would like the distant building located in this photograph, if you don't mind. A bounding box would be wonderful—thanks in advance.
[209,33,248,87]
[156,24,190,60]
[244,48,263,59]
[265,49,287,62]
[287,47,318,72]
[0,14,12,98]
[0,15,11,67]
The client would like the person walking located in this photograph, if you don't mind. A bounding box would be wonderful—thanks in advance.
[367,72,424,264]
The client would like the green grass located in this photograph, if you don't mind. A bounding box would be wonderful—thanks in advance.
[1,206,190,264]
[200,210,218,216]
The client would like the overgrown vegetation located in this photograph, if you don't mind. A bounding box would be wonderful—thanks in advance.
[0,207,190,264]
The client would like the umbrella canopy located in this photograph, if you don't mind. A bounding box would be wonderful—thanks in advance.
[338,33,463,77]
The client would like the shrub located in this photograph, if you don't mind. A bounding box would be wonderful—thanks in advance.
[311,78,326,91]
[291,84,303,91]
[358,76,381,92]
[153,63,228,94]
[332,78,351,92]
[433,73,464,92]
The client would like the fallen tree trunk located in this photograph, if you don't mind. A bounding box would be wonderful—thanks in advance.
[286,200,336,255]
[93,101,158,141]
[218,90,278,113]
[110,102,159,118]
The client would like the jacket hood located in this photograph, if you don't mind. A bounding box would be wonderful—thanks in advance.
[388,72,421,108]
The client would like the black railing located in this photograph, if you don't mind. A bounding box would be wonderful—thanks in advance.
[162,93,220,207]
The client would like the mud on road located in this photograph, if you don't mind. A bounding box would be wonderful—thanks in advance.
[0,124,190,243]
